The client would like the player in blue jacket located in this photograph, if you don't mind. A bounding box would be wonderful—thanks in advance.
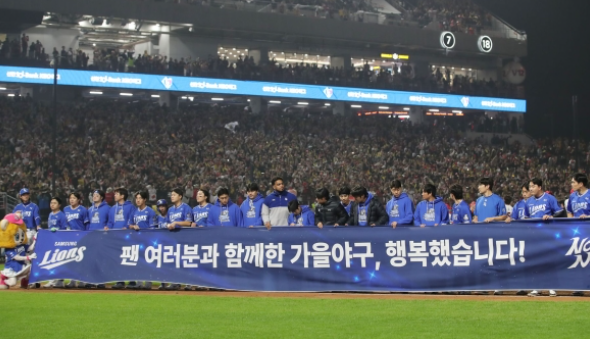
[192,189,212,227]
[506,184,531,223]
[240,183,264,227]
[207,188,243,227]
[473,178,507,223]
[414,184,449,227]
[449,184,472,224]
[87,190,110,231]
[107,188,135,230]
[525,178,563,220]
[13,188,41,231]
[567,173,590,218]
[288,200,315,227]
[386,180,414,228]
[64,192,88,231]
[339,186,352,216]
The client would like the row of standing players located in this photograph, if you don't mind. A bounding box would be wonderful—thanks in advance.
[11,175,590,293]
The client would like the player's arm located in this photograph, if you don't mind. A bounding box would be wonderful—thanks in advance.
[34,205,41,229]
[261,203,271,228]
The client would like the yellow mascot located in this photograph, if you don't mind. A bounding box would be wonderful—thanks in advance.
[0,212,37,290]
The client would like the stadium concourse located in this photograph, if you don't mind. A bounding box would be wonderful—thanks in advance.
[0,96,583,208]
[0,39,519,99]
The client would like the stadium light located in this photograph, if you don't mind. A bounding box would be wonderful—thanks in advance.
[379,106,389,110]
[181,96,188,99]
[269,100,281,104]
[0,87,6,90]
[403,107,410,111]
[428,109,439,112]
[7,94,15,97]
[324,103,331,106]
[211,98,224,101]
[351,105,362,108]
[151,95,160,98]
[452,110,462,114]
[297,102,309,105]
[89,91,103,95]
[120,93,133,96]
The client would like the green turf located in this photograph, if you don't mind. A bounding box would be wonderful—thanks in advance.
[2,293,588,338]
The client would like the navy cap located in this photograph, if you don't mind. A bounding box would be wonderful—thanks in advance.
[156,199,168,207]
[19,188,30,195]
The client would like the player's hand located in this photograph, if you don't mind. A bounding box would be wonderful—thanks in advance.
[334,224,339,227]
[290,223,295,226]
[167,222,176,230]
[28,253,37,260]
[484,218,494,223]
[264,222,271,229]
[249,226,254,228]
[542,215,553,220]
[434,224,439,227]
[420,224,426,228]
[580,215,589,219]
[103,226,109,231]
[191,223,196,227]
[505,217,512,223]
[317,222,323,229]
[391,222,397,229]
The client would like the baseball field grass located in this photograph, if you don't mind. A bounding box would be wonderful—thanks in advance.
[3,292,588,338]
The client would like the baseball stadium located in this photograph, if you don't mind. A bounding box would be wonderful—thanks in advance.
[0,0,589,337]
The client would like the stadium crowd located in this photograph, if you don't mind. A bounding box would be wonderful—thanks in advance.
[400,0,493,33]
[0,96,583,210]
[0,36,519,99]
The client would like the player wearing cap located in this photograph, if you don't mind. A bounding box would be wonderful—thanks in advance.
[13,188,41,232]
[156,199,169,229]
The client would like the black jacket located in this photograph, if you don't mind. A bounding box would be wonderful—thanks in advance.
[315,196,348,226]
[347,195,388,226]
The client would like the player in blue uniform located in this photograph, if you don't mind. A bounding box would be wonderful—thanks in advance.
[240,183,264,227]
[13,188,41,231]
[86,190,109,289]
[63,192,89,289]
[525,178,563,220]
[413,184,449,227]
[288,200,315,227]
[567,173,590,219]
[386,180,414,228]
[164,188,193,291]
[449,184,472,224]
[506,184,531,223]
[192,189,212,227]
[107,188,134,230]
[339,187,352,216]
[473,178,507,223]
[43,197,68,288]
[87,190,110,232]
[207,188,243,227]
[156,199,169,229]
[127,191,157,290]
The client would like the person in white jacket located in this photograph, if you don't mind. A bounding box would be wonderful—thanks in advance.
[261,177,297,229]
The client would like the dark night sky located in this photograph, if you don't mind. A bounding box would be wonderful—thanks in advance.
[476,0,590,138]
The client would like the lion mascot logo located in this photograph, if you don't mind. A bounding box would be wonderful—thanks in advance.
[0,212,37,289]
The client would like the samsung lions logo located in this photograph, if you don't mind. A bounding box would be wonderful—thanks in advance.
[566,237,590,268]
[39,247,86,270]
[323,87,334,99]
[461,97,470,107]
[161,77,173,89]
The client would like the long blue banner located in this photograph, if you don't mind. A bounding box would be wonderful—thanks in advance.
[0,65,526,112]
[30,221,590,291]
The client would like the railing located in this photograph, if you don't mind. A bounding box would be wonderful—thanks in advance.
[0,192,19,217]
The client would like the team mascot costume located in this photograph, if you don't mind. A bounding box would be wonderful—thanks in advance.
[0,212,37,289]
